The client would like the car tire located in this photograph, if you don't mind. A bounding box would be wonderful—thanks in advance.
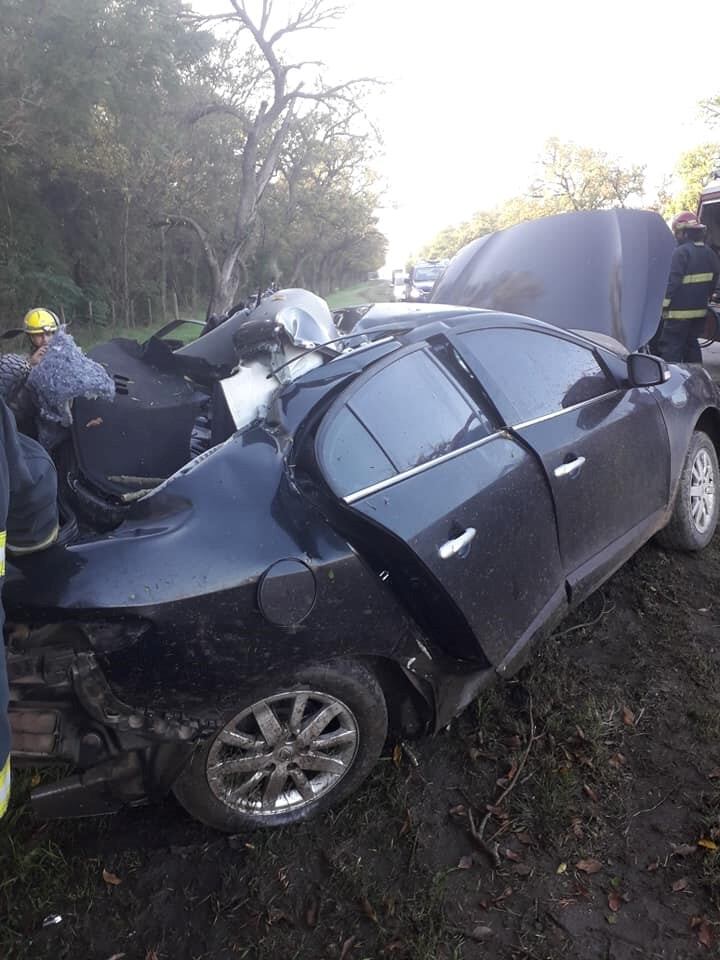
[657,430,719,552]
[172,659,388,831]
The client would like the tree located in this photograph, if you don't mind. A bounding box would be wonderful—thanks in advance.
[165,0,374,316]
[531,137,645,211]
[667,143,719,216]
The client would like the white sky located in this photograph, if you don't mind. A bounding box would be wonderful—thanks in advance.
[196,0,720,270]
[326,0,719,269]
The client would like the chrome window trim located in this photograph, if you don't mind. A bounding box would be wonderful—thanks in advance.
[511,389,623,430]
[343,430,506,504]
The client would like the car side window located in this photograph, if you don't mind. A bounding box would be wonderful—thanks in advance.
[319,349,495,496]
[347,350,493,473]
[320,406,396,497]
[457,328,616,424]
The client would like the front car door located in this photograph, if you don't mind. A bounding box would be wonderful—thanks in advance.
[314,342,566,667]
[454,325,671,598]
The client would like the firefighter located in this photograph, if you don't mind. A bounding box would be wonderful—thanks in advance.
[655,212,720,364]
[21,308,60,367]
[0,397,59,817]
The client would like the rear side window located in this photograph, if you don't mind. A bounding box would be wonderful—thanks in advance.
[319,349,494,496]
[458,328,616,423]
[320,407,395,497]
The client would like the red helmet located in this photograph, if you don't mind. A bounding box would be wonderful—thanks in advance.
[671,210,706,233]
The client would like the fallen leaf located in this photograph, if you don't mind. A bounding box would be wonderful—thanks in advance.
[698,838,718,851]
[671,843,697,857]
[516,831,532,845]
[360,896,378,923]
[608,753,626,769]
[485,804,509,820]
[382,941,405,955]
[514,862,533,876]
[469,925,493,941]
[85,417,103,428]
[691,916,704,929]
[698,920,714,948]
[448,803,466,817]
[621,705,636,726]
[392,744,402,768]
[556,862,568,874]
[492,886,513,902]
[340,936,356,960]
[145,952,158,960]
[575,859,602,874]
[608,892,622,912]
[102,869,122,886]
[267,906,293,925]
[503,848,521,862]
[707,767,720,780]
[583,784,599,803]
[672,877,689,892]
[457,855,473,870]
[277,866,289,890]
[606,913,618,925]
[646,860,660,872]
[571,818,584,839]
[305,896,319,928]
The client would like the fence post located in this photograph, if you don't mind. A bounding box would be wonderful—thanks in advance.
[172,290,180,321]
[147,296,153,326]
[59,304,66,324]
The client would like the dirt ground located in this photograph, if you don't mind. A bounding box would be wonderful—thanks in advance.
[4,531,720,959]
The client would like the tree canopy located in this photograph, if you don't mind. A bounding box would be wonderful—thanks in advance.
[0,0,385,330]
[421,137,646,261]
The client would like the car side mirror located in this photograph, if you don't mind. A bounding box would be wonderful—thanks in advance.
[627,352,670,387]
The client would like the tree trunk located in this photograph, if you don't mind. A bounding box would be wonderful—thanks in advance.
[160,225,168,323]
[121,190,131,324]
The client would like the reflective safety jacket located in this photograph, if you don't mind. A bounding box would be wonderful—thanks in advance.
[0,399,58,817]
[663,240,720,321]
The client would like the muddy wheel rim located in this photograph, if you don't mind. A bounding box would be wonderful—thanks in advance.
[690,448,716,535]
[205,689,359,816]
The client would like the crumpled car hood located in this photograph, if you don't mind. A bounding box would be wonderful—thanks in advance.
[431,209,675,352]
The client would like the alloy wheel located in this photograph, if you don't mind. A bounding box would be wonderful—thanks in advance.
[205,689,359,816]
[690,447,716,535]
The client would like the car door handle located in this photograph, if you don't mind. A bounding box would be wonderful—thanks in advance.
[554,456,586,479]
[438,527,476,560]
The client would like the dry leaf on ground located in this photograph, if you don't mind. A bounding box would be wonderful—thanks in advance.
[102,869,122,886]
[672,877,689,892]
[621,705,635,726]
[575,859,603,874]
[608,892,623,912]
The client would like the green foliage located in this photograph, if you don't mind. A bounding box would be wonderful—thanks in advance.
[668,143,720,216]
[0,0,383,329]
[420,138,647,261]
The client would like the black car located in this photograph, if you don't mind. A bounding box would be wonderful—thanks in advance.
[7,210,720,831]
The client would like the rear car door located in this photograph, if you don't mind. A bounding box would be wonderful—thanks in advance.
[454,327,670,589]
[315,343,566,666]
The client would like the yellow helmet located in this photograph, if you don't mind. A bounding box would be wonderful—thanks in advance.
[23,308,59,335]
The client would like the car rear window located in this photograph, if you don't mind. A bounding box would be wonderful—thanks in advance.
[457,328,616,424]
[320,349,494,497]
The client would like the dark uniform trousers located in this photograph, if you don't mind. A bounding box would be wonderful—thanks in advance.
[0,399,58,817]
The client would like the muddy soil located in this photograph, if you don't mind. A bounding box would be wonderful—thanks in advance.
[4,534,720,960]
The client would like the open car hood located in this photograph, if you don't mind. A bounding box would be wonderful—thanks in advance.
[431,209,675,352]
